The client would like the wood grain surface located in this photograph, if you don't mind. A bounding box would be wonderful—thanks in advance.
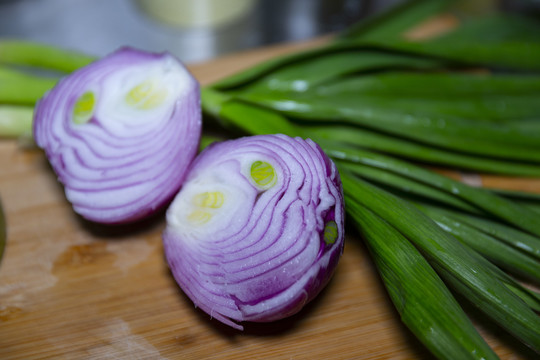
[1,31,540,360]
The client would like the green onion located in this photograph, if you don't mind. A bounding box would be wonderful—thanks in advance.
[311,79,540,122]
[364,35,540,71]
[334,158,483,214]
[0,40,95,72]
[414,202,540,282]
[427,13,540,45]
[326,145,540,236]
[315,72,540,99]
[347,200,499,360]
[0,66,58,105]
[341,173,540,353]
[236,51,446,94]
[201,88,301,137]
[306,125,540,177]
[239,91,540,160]
[0,105,33,138]
[340,0,455,41]
[425,204,540,261]
[345,9,540,71]
[490,188,540,202]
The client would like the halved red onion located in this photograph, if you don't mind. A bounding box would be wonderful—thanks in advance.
[163,134,345,330]
[33,48,201,224]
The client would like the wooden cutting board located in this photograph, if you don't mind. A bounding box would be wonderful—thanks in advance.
[1,25,539,360]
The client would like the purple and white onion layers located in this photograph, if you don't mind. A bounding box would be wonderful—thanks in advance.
[163,134,345,330]
[33,48,201,224]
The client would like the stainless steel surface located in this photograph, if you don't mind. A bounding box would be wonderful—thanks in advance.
[0,0,377,63]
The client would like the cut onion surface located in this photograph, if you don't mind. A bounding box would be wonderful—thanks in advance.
[33,47,201,224]
[163,134,345,330]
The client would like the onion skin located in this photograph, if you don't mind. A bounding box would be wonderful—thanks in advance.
[163,134,345,330]
[33,47,201,224]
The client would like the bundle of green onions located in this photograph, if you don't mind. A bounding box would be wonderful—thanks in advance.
[1,0,540,358]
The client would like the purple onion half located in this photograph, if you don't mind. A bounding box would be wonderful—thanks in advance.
[33,48,201,224]
[163,134,345,330]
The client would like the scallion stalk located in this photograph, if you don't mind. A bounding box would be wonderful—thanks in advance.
[341,173,540,353]
[334,159,483,214]
[347,199,499,360]
[326,145,540,236]
[239,91,540,160]
[0,105,33,138]
[0,40,95,72]
[0,67,59,105]
[307,125,540,177]
[339,0,455,42]
[415,202,540,282]
[235,51,446,94]
[423,204,540,261]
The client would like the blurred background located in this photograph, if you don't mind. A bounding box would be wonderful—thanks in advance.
[0,0,403,63]
[0,0,538,64]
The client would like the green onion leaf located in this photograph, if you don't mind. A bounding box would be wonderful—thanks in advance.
[347,199,499,360]
[0,40,95,73]
[341,173,540,353]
